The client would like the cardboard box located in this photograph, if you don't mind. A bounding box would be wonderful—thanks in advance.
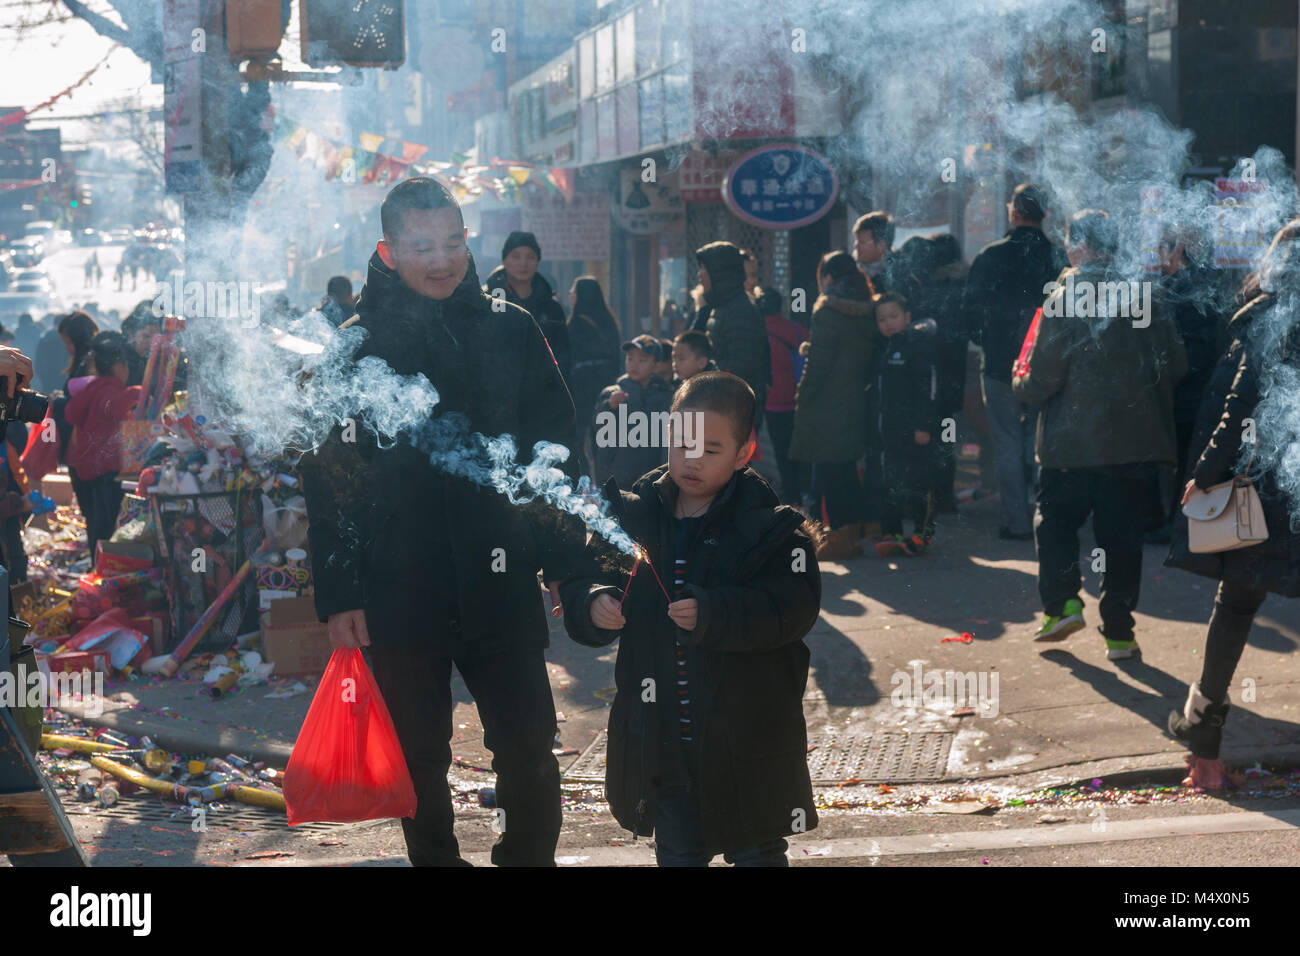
[41,472,73,507]
[96,540,155,576]
[260,595,331,677]
[45,648,110,675]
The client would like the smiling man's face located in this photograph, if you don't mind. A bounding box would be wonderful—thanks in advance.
[386,207,469,300]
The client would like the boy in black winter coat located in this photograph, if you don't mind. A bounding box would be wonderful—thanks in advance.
[561,372,822,866]
[872,292,941,556]
[592,334,675,488]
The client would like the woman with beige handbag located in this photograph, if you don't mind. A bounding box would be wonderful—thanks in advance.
[1165,219,1300,790]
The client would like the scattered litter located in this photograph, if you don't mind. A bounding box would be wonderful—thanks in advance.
[941,632,975,644]
[264,680,308,699]
[1037,814,1070,824]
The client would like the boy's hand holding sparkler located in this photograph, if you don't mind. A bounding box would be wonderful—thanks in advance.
[590,593,626,630]
[666,598,698,631]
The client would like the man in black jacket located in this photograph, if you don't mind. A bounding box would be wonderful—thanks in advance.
[962,184,1065,540]
[300,179,583,867]
[483,231,572,383]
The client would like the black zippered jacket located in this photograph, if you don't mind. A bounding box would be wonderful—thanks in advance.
[560,465,821,852]
[300,251,584,654]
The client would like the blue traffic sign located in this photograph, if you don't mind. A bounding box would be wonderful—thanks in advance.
[721,144,839,229]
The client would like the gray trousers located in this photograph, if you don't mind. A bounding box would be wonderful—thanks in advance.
[982,375,1037,535]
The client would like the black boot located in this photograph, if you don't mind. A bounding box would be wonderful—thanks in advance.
[1167,683,1230,759]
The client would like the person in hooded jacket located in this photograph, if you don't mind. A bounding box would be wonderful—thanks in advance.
[484,231,572,383]
[561,372,821,866]
[566,276,622,476]
[1014,210,1186,658]
[692,241,770,405]
[299,178,585,867]
[1165,218,1300,790]
[789,252,878,559]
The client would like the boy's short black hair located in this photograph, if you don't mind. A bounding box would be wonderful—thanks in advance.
[875,291,911,314]
[90,331,132,376]
[673,329,712,359]
[853,210,895,248]
[381,176,462,240]
[671,371,754,447]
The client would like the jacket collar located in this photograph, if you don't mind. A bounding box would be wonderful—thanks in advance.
[484,264,555,311]
[357,249,489,324]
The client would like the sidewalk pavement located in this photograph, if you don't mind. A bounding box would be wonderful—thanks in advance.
[56,489,1300,786]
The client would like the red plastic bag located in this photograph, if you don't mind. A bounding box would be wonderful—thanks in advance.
[283,647,417,825]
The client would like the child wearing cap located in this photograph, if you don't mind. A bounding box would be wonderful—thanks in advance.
[592,334,674,488]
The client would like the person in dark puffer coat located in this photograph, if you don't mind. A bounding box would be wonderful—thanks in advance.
[484,231,572,383]
[692,241,770,399]
[1165,218,1300,790]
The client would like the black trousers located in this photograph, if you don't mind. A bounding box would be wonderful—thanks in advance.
[881,442,936,539]
[71,468,123,561]
[811,460,862,528]
[366,642,561,866]
[1035,465,1147,638]
[765,410,807,505]
[1199,579,1267,707]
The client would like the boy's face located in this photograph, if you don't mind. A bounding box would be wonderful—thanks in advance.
[624,346,655,384]
[382,207,468,301]
[669,408,752,499]
[671,342,708,381]
[876,301,910,338]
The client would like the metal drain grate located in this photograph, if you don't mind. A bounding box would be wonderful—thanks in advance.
[563,730,608,782]
[59,794,349,833]
[806,732,952,784]
[563,730,954,784]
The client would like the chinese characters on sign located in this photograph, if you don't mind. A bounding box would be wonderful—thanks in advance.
[721,144,838,229]
[679,150,739,202]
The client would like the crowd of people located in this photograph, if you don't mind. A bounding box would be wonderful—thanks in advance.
[5,175,1297,867]
[480,185,1294,795]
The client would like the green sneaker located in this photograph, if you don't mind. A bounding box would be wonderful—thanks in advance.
[1034,598,1085,642]
[1105,638,1140,660]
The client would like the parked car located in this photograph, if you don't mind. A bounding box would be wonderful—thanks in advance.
[0,290,62,323]
[22,220,56,243]
[13,269,51,293]
[6,237,43,267]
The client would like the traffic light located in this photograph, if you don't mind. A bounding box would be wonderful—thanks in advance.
[227,0,285,61]
[300,0,404,68]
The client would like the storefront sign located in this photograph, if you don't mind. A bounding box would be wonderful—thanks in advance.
[611,166,682,235]
[722,144,837,229]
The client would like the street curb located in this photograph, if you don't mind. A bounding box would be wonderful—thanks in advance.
[935,744,1300,793]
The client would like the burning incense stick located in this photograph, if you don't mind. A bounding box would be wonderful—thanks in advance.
[617,545,672,611]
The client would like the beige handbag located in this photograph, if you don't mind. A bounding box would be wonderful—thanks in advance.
[1182,445,1268,553]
